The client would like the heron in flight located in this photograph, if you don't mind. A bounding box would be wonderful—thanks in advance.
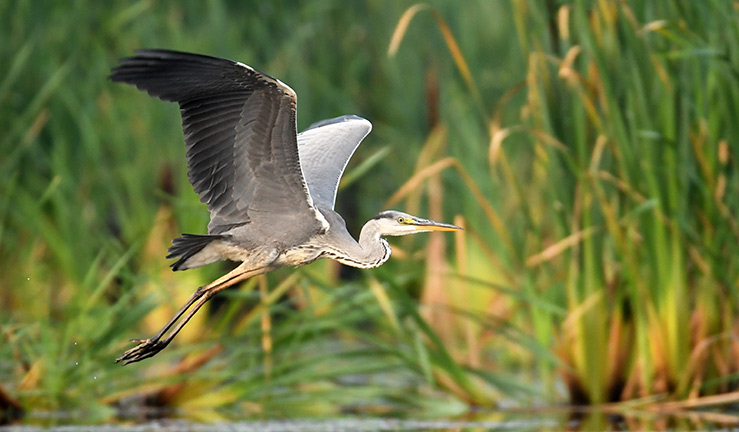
[110,49,461,365]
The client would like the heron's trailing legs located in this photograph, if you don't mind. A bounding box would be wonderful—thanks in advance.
[116,263,274,365]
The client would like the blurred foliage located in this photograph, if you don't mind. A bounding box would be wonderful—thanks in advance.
[1,0,738,424]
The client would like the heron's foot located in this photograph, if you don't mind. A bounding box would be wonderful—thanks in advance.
[116,337,169,365]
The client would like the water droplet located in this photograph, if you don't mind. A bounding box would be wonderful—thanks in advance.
[75,362,78,366]
[27,277,30,281]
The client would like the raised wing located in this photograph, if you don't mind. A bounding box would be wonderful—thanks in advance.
[110,49,325,234]
[297,115,372,209]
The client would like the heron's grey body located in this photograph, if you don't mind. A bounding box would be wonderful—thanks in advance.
[173,206,391,271]
[170,114,384,272]
[110,49,460,364]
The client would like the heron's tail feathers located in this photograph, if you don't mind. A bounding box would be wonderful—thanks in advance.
[168,233,227,271]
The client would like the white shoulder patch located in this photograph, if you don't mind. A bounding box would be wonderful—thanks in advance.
[235,61,297,99]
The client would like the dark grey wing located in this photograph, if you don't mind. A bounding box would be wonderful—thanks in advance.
[110,49,326,234]
[297,115,372,209]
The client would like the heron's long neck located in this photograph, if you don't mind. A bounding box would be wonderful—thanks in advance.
[338,218,391,269]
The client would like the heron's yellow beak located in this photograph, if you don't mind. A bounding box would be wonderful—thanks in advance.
[410,218,463,232]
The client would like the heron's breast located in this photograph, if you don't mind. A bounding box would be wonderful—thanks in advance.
[275,245,323,267]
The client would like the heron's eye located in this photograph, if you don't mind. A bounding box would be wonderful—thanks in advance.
[397,217,406,223]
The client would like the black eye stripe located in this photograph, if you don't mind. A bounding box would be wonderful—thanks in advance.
[372,211,396,221]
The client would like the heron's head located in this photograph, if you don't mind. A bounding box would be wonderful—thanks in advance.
[371,210,462,236]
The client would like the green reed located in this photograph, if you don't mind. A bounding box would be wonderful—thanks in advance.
[387,0,739,408]
[1,0,737,420]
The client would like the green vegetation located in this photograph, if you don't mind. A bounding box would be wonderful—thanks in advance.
[1,0,737,424]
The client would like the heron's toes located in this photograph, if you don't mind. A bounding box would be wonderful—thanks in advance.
[116,338,168,365]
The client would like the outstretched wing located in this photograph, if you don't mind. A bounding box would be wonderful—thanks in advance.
[110,49,326,234]
[297,115,372,209]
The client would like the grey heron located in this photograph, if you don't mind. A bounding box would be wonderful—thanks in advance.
[110,49,461,365]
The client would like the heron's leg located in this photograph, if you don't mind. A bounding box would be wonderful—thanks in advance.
[131,286,206,345]
[129,262,257,344]
[116,263,273,365]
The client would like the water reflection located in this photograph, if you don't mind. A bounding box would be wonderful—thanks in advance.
[0,417,553,432]
[1,409,736,431]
